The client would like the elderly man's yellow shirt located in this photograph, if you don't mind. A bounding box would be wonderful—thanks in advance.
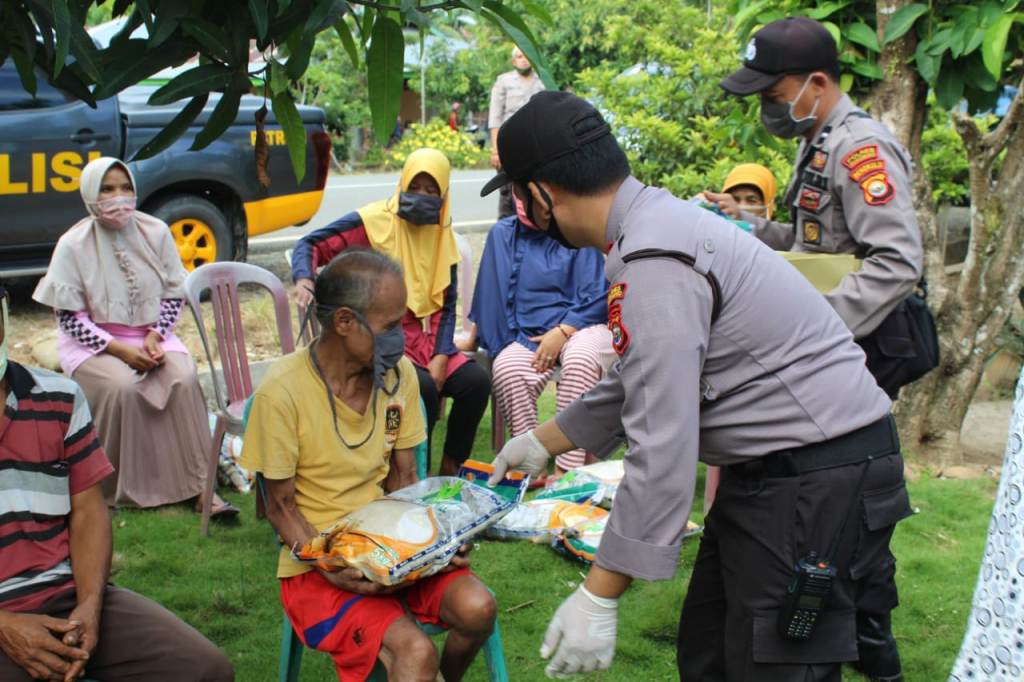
[241,350,426,578]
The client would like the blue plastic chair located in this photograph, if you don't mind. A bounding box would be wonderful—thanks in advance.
[242,398,509,682]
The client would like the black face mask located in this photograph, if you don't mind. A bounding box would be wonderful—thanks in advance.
[397,191,443,225]
[527,184,578,250]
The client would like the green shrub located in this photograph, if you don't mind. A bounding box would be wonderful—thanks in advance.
[920,108,971,207]
[384,119,490,169]
[577,3,795,213]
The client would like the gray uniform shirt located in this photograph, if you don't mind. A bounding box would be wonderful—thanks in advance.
[488,71,546,130]
[748,94,923,338]
[556,176,891,581]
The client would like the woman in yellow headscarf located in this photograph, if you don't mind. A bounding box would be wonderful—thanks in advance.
[720,162,778,219]
[292,149,490,475]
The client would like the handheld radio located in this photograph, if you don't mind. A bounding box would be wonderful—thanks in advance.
[777,551,837,640]
[777,457,874,641]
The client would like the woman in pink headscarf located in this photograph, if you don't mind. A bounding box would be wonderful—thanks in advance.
[33,157,237,516]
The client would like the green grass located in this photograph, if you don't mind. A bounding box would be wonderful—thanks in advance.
[109,393,996,681]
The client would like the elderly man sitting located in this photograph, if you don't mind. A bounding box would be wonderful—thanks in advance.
[242,249,496,682]
[0,288,234,682]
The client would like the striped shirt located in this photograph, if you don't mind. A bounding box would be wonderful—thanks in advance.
[0,362,113,612]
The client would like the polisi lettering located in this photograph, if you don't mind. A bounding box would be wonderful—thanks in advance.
[0,151,103,195]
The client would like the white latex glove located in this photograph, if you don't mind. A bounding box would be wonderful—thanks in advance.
[540,585,618,678]
[487,430,550,485]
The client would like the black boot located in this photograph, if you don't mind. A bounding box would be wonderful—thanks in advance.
[851,612,902,681]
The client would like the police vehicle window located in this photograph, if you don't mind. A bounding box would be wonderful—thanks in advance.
[0,65,73,111]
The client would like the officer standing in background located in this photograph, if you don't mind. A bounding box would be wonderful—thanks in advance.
[482,91,912,681]
[708,17,930,402]
[488,46,546,219]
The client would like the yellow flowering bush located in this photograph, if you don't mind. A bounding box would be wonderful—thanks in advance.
[385,119,490,169]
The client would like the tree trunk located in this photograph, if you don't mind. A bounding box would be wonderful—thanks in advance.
[869,0,927,158]
[873,0,1024,467]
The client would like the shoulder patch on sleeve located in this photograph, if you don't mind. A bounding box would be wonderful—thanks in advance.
[608,282,627,307]
[848,158,886,183]
[607,282,630,355]
[859,171,895,206]
[842,145,878,169]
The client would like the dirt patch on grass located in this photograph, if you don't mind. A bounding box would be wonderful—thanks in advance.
[4,266,306,375]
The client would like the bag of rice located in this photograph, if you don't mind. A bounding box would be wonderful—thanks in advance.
[537,460,626,509]
[457,459,530,503]
[488,500,608,542]
[535,470,606,506]
[293,478,514,585]
[554,514,608,564]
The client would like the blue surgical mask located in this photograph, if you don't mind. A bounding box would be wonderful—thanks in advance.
[352,310,405,393]
[397,192,443,225]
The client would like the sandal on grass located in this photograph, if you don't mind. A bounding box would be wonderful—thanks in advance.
[208,499,241,519]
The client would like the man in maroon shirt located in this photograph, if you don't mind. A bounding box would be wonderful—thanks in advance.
[0,289,234,681]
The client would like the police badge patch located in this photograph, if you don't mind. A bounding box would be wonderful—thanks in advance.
[798,187,823,213]
[860,172,894,206]
[385,405,402,444]
[810,150,828,172]
[608,306,630,356]
[802,221,822,245]
[607,282,630,355]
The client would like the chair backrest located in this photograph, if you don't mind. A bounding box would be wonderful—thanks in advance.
[454,232,475,337]
[184,262,295,413]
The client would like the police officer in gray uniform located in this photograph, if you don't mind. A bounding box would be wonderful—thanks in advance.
[709,18,928,402]
[481,91,913,681]
[712,19,923,680]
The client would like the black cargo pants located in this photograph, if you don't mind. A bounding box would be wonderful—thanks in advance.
[677,451,912,681]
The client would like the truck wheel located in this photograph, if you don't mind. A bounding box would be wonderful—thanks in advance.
[148,195,233,271]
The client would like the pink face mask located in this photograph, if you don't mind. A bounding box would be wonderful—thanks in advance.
[513,193,538,230]
[93,196,136,230]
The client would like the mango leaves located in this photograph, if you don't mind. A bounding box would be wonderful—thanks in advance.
[727,0,1023,113]
[2,0,550,179]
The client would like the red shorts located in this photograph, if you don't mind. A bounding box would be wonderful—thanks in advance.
[280,567,472,682]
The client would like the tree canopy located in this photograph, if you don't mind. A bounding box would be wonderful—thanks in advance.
[1,0,552,180]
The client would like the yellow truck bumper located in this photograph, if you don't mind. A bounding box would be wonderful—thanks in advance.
[243,189,325,236]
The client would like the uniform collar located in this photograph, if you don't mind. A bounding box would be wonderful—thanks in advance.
[605,176,645,245]
[816,93,856,139]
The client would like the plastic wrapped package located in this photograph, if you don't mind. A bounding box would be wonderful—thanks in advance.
[535,470,607,506]
[457,459,530,503]
[555,515,608,564]
[293,478,515,586]
[558,460,626,508]
[488,500,608,541]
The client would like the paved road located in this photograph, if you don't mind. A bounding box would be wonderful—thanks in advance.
[250,169,499,253]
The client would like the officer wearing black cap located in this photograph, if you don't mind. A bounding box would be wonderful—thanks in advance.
[707,16,921,682]
[711,17,929,405]
[480,90,912,681]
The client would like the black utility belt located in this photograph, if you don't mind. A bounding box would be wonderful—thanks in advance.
[728,414,899,479]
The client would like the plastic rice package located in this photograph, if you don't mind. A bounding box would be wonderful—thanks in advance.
[551,460,627,509]
[535,470,607,506]
[457,459,530,503]
[488,500,609,541]
[292,478,515,586]
[554,514,608,564]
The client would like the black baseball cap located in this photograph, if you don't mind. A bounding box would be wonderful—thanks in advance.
[720,17,838,96]
[480,91,611,197]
